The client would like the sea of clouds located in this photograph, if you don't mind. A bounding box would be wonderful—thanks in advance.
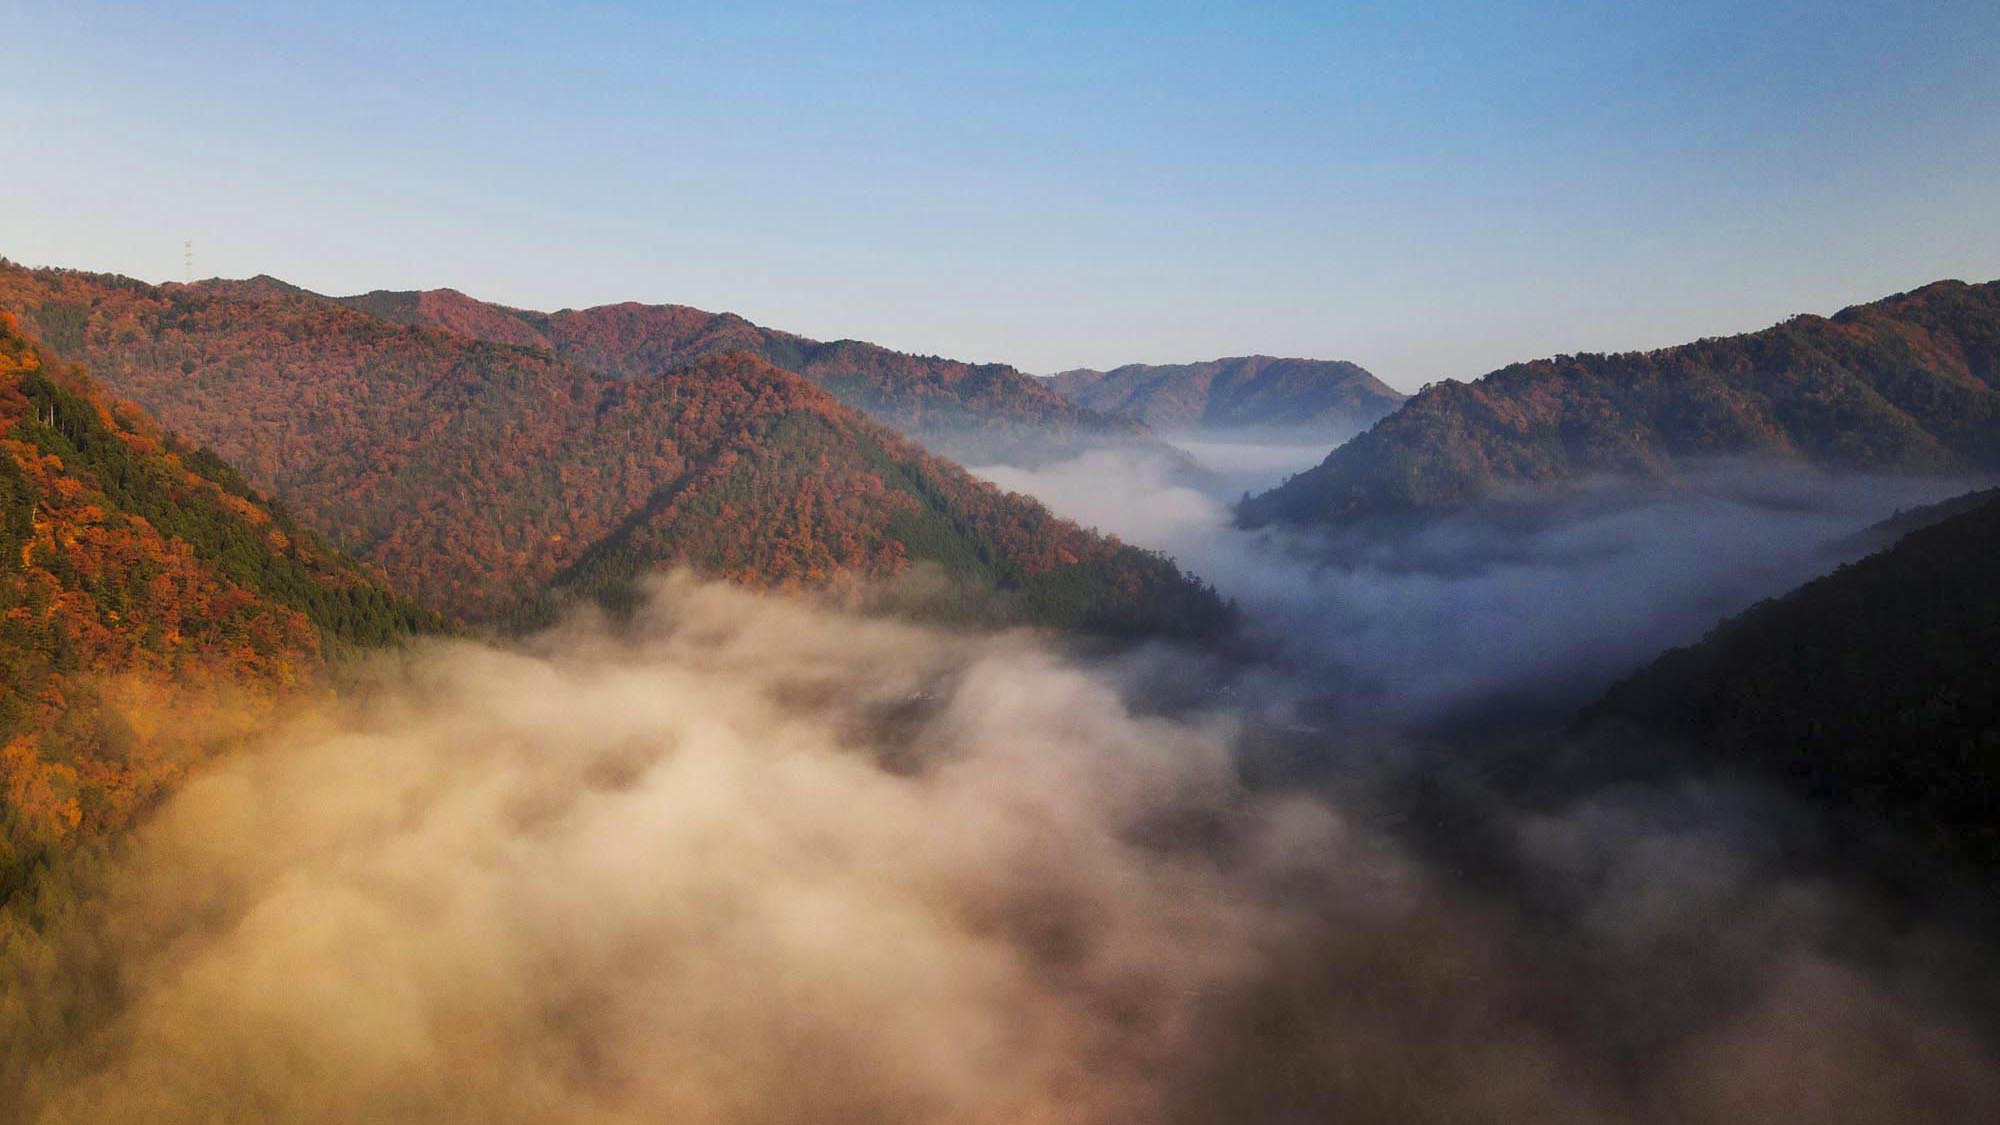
[11,574,1998,1123]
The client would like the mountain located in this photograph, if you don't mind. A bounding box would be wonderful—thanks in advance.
[332,285,1150,464]
[1830,485,2000,558]
[1045,356,1405,438]
[0,310,435,907]
[1581,489,2000,873]
[0,262,1230,638]
[1239,280,2000,527]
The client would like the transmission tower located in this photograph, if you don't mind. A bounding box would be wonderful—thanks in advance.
[184,241,193,284]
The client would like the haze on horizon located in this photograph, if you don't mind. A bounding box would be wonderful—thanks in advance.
[6,0,1999,391]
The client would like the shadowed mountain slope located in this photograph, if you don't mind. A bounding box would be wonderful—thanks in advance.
[1582,490,2000,873]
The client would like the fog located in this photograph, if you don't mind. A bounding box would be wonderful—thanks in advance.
[8,437,1997,1123]
[9,578,1998,1123]
[976,445,1986,726]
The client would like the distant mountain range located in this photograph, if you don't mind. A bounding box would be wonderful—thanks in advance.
[322,283,1148,465]
[1045,356,1405,439]
[1582,488,2000,874]
[0,262,1229,638]
[0,310,435,908]
[1240,280,2000,527]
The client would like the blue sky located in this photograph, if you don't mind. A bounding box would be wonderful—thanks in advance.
[6,1,1998,389]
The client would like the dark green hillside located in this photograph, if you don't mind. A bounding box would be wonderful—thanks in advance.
[1584,491,2000,871]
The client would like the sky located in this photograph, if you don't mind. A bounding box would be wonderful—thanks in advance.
[5,1,1998,391]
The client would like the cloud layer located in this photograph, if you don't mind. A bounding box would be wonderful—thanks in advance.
[978,446,1986,723]
[12,577,1999,1123]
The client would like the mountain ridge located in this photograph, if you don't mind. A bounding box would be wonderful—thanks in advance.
[324,283,1151,464]
[1239,279,2000,527]
[1046,354,1405,437]
[0,261,1230,639]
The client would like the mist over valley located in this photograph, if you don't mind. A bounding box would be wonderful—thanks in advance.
[8,3,2000,1119]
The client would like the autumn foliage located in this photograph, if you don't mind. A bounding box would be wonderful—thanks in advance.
[0,310,433,907]
[1240,280,2000,526]
[0,263,1229,637]
[337,284,1149,462]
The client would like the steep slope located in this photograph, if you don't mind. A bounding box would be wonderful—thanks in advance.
[0,263,1229,637]
[1046,356,1405,437]
[1830,485,2000,558]
[336,286,1150,463]
[1240,280,2000,527]
[1582,491,2000,871]
[0,310,435,906]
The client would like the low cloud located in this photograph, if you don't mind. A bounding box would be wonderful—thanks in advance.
[978,447,1987,724]
[10,578,1998,1123]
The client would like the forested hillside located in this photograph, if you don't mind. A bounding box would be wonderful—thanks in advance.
[1240,280,2000,527]
[0,310,434,912]
[1584,490,2000,872]
[336,285,1149,463]
[0,263,1229,638]
[1047,355,1404,437]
